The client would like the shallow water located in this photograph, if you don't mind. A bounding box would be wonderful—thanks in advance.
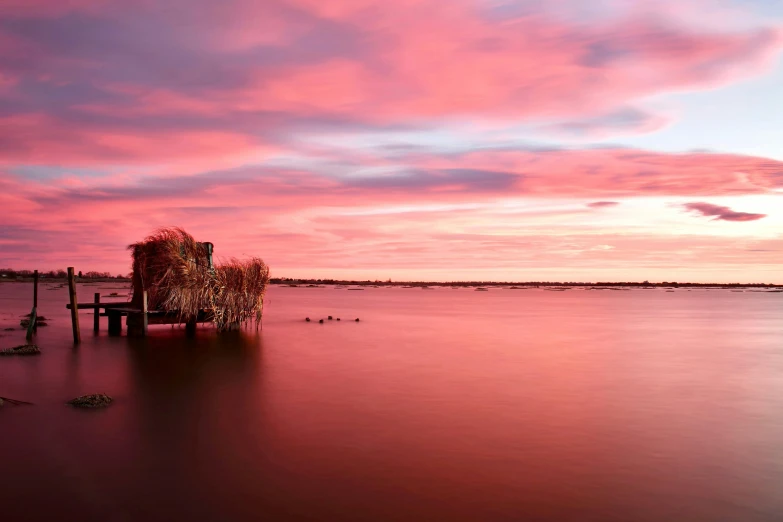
[1,282,782,521]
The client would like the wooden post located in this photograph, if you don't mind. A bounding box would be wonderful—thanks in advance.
[108,310,122,336]
[25,306,36,342]
[141,290,148,337]
[93,293,100,332]
[33,270,38,309]
[67,267,81,344]
[185,317,197,338]
[127,291,148,338]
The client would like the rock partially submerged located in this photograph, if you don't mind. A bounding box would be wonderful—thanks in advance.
[0,344,40,356]
[67,394,113,408]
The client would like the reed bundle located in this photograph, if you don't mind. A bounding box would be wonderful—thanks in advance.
[129,228,269,331]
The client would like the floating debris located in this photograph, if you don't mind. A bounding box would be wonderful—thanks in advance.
[328,316,333,320]
[67,394,113,408]
[305,317,311,322]
[336,318,341,321]
[3,328,14,331]
[355,318,360,322]
[0,344,40,356]
[319,319,324,324]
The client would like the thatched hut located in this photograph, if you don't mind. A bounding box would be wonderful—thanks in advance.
[128,228,269,332]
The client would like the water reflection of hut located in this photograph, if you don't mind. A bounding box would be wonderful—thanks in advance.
[128,227,269,334]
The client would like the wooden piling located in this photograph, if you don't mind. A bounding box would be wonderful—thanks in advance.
[93,293,100,332]
[33,270,38,308]
[127,291,148,338]
[25,306,37,342]
[141,290,148,337]
[185,317,197,338]
[108,310,122,336]
[67,267,81,344]
[26,270,39,341]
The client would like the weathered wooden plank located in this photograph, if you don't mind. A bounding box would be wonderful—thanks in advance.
[66,302,133,310]
[67,267,81,344]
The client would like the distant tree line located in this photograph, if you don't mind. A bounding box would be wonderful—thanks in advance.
[269,277,780,288]
[0,268,130,280]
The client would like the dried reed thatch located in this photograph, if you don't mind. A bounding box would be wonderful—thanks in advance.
[129,228,270,332]
[0,344,40,356]
[68,394,113,408]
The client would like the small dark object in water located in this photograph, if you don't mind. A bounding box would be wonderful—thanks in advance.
[305,317,311,322]
[355,318,360,322]
[328,316,333,320]
[3,327,14,331]
[20,319,48,328]
[319,319,324,324]
[336,318,341,321]
[0,395,33,405]
[67,394,113,408]
[0,344,40,356]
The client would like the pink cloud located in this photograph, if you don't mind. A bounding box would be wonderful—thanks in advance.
[0,0,779,168]
[1,146,781,281]
[683,202,767,222]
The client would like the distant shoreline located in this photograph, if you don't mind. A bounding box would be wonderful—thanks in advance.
[1,277,780,289]
[268,279,782,289]
[1,277,130,283]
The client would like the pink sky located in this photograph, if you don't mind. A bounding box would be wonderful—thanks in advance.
[1,0,782,282]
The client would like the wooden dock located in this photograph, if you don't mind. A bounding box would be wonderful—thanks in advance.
[65,268,212,339]
[65,299,212,338]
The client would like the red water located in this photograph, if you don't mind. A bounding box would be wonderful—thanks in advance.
[1,282,782,521]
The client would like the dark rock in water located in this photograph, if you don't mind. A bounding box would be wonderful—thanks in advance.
[336,318,341,321]
[328,316,333,320]
[0,344,40,356]
[319,319,324,324]
[67,394,113,408]
[355,318,360,322]
[305,317,311,322]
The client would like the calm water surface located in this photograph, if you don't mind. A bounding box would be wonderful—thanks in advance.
[1,282,782,521]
